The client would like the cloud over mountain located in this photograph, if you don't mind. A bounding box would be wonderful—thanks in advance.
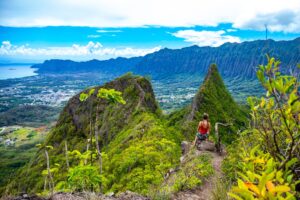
[172,30,241,47]
[0,41,161,61]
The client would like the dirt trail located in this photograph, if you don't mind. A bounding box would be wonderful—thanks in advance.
[173,151,224,200]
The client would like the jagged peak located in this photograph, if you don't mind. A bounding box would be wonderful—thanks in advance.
[47,73,159,147]
[187,63,232,121]
[178,63,247,141]
[202,63,224,87]
[204,63,218,79]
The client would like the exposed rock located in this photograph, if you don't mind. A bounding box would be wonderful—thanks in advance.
[49,191,149,200]
[3,193,46,200]
[181,141,191,155]
[50,192,86,200]
[116,191,150,200]
[197,141,215,152]
[4,191,150,200]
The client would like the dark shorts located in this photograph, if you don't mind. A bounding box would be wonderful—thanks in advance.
[196,132,208,141]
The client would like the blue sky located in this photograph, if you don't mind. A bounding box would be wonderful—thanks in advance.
[0,0,300,63]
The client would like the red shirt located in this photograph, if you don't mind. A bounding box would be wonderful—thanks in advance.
[198,120,210,134]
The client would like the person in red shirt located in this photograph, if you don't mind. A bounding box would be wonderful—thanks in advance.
[193,113,211,146]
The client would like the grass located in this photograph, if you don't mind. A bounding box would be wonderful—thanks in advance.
[211,177,231,200]
[151,151,214,199]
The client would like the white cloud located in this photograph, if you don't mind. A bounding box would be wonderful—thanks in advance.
[226,29,237,32]
[172,30,241,47]
[96,30,122,33]
[87,34,101,38]
[0,0,300,32]
[234,10,300,33]
[0,41,161,60]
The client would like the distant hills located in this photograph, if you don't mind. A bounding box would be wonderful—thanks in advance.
[33,38,300,79]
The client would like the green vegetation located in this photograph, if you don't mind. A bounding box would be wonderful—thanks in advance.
[168,64,248,142]
[104,112,182,195]
[0,105,59,127]
[152,151,214,199]
[223,57,300,199]
[4,74,181,196]
[2,65,247,197]
[0,127,48,192]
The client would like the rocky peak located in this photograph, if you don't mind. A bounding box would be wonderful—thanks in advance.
[179,63,247,141]
[47,73,159,149]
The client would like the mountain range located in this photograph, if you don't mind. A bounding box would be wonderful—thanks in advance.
[33,38,300,79]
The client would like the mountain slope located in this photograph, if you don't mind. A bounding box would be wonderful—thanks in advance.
[168,64,248,142]
[33,38,300,79]
[4,65,248,196]
[136,38,300,78]
[4,74,182,195]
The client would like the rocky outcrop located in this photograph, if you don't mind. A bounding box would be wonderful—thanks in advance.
[47,73,159,148]
[4,74,161,195]
[50,191,149,200]
[4,191,149,200]
[3,193,46,200]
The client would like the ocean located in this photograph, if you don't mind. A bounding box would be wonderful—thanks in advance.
[0,65,37,80]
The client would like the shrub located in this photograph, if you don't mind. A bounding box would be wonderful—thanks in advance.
[67,165,104,192]
[227,57,300,199]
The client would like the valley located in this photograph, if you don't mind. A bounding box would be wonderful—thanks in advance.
[0,126,49,190]
[0,71,263,127]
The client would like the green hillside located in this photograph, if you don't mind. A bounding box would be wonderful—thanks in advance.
[4,74,183,195]
[168,64,248,142]
[3,65,248,197]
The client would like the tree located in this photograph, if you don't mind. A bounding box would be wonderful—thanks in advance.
[36,144,55,195]
[80,87,126,192]
[80,88,95,165]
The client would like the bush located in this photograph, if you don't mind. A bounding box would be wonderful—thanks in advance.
[226,57,300,199]
[67,165,104,192]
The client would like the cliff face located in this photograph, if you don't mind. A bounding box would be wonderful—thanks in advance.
[33,38,300,79]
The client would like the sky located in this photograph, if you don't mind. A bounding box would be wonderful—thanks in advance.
[0,0,300,63]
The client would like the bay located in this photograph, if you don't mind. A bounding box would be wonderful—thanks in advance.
[0,65,38,80]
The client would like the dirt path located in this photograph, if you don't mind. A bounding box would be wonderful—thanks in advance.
[173,151,224,200]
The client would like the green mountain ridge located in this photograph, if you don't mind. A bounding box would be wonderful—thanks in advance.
[3,65,247,196]
[168,64,248,142]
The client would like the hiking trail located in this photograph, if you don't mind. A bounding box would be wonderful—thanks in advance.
[173,150,224,200]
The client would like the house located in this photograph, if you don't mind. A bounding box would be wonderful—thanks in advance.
[4,139,14,146]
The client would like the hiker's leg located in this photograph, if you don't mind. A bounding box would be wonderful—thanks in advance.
[193,135,197,146]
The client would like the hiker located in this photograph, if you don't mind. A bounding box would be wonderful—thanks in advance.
[193,113,211,146]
